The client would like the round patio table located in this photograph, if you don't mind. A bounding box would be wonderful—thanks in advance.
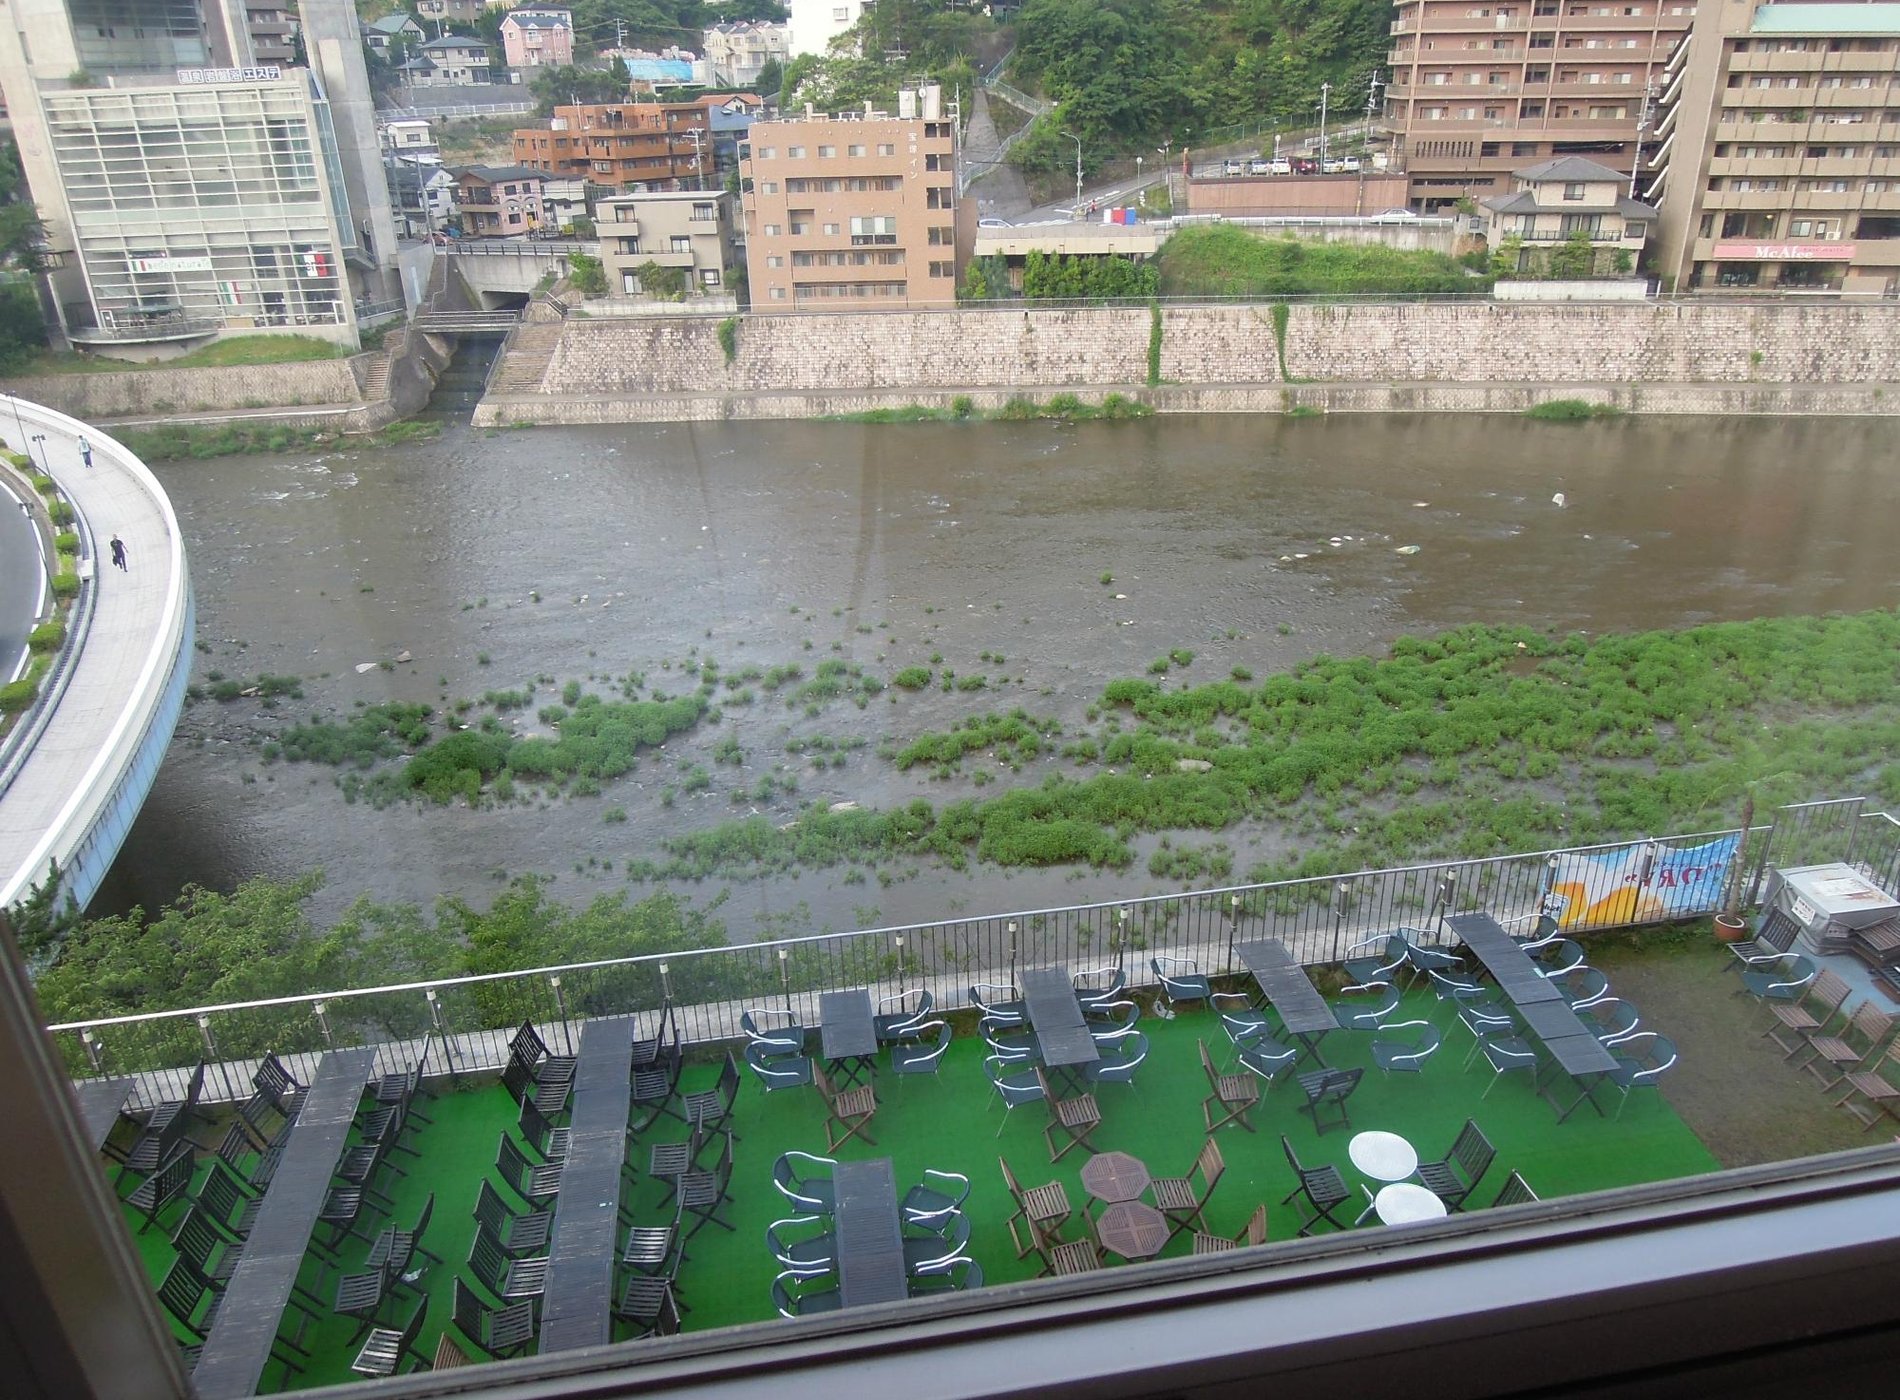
[1348,1130,1419,1183]
[1081,1150,1151,1205]
[1375,1183,1449,1226]
[1096,1201,1169,1260]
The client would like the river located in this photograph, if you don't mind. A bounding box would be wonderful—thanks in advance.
[95,410,1900,940]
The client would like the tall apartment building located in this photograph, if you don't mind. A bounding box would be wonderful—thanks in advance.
[1386,0,1695,210]
[1648,1,1900,293]
[244,0,298,66]
[740,83,973,309]
[788,0,873,58]
[0,0,399,353]
[513,98,716,189]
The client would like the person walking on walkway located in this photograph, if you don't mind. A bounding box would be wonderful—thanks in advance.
[110,535,127,571]
[79,436,93,468]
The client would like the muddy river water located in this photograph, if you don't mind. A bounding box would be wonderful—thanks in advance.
[97,411,1900,939]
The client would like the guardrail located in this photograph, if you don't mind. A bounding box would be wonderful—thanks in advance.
[45,798,1890,1101]
[445,239,595,257]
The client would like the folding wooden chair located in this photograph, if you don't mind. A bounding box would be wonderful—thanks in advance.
[814,1062,877,1150]
[1200,1038,1260,1133]
[1000,1154,1075,1262]
[1152,1137,1225,1241]
[1033,1067,1101,1163]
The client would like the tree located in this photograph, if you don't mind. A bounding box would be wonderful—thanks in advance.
[567,251,608,295]
[961,255,1009,301]
[530,63,630,116]
[0,278,47,372]
[634,259,687,299]
[1546,230,1597,280]
[753,56,782,98]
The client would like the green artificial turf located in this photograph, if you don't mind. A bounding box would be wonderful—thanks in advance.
[114,988,1721,1385]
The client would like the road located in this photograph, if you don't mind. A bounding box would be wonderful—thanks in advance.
[0,474,47,690]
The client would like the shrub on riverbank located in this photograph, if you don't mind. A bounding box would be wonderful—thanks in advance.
[1526,399,1626,421]
[1156,225,1483,298]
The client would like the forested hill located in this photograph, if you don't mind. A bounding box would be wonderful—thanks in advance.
[1010,0,1392,155]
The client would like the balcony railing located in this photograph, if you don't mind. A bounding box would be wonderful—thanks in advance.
[46,797,1894,1107]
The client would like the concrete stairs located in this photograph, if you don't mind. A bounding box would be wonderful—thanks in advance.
[357,352,392,401]
[484,322,564,396]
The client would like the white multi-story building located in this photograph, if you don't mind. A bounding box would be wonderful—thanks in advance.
[705,20,788,87]
[787,0,873,59]
[0,0,400,353]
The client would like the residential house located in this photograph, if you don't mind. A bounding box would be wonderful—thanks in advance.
[541,174,593,230]
[1648,0,1900,294]
[501,9,574,70]
[413,34,494,85]
[704,20,788,88]
[386,156,458,238]
[741,82,973,309]
[597,188,738,297]
[362,12,425,55]
[381,118,438,161]
[1481,156,1656,273]
[454,164,547,235]
[1385,0,1693,212]
[416,0,487,24]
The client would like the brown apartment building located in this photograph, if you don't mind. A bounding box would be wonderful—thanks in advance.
[740,83,975,309]
[514,96,728,190]
[1386,0,1695,210]
[1648,1,1900,294]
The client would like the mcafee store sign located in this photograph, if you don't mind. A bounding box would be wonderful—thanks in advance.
[1711,242,1855,261]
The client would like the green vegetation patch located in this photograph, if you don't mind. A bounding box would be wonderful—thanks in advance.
[1525,399,1628,422]
[629,609,1900,883]
[1157,225,1484,298]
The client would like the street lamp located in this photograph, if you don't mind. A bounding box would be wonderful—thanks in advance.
[29,434,47,471]
[1060,129,1083,217]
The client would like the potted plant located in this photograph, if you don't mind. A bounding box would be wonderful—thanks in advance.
[1714,792,1755,942]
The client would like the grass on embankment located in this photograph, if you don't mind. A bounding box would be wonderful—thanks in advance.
[7,335,347,376]
[1155,223,1486,298]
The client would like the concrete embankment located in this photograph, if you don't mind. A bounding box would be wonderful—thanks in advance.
[0,329,451,433]
[471,301,1900,424]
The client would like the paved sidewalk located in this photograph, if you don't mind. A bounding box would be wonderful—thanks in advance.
[0,402,189,909]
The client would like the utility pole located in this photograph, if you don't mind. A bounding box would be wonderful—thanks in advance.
[1318,81,1332,164]
[1631,80,1657,198]
[614,18,626,51]
[1062,129,1083,217]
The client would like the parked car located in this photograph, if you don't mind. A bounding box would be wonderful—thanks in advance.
[977,217,1011,228]
[1248,157,1273,175]
[1223,158,1247,176]
[1266,157,1293,176]
[1321,156,1363,174]
[1290,157,1319,175]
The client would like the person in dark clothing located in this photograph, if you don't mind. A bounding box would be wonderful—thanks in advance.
[110,535,127,571]
[79,436,93,468]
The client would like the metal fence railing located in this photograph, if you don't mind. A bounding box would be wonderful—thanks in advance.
[49,799,1899,1106]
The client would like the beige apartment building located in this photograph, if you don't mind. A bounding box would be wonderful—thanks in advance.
[1649,1,1900,293]
[1386,0,1695,210]
[597,189,738,297]
[740,83,974,309]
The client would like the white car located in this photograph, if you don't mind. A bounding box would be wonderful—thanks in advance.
[1248,158,1273,175]
[1266,157,1293,176]
[1321,156,1363,174]
[976,217,1011,228]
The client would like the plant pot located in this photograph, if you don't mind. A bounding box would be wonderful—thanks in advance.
[1713,913,1748,943]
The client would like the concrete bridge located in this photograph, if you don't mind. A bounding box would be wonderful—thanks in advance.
[0,398,193,914]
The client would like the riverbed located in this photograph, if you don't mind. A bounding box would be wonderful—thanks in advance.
[97,412,1900,939]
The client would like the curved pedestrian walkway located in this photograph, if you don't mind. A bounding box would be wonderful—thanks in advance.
[0,396,192,912]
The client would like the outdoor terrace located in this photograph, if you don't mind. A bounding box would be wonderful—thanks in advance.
[66,798,1900,1392]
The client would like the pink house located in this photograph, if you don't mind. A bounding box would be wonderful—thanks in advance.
[500,9,574,70]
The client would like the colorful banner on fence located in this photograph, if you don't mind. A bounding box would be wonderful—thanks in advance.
[1548,835,1741,930]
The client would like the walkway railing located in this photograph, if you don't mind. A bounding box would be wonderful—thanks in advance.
[45,798,1893,1105]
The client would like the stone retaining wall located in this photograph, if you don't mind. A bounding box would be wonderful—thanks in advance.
[1,357,368,419]
[477,301,1900,425]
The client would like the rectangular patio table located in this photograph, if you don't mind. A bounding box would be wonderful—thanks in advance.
[1019,966,1099,1082]
[74,1076,135,1154]
[1235,940,1340,1065]
[1536,1030,1621,1123]
[192,1046,375,1399]
[819,989,879,1086]
[1446,913,1564,1004]
[539,1015,637,1353]
[833,1158,908,1307]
